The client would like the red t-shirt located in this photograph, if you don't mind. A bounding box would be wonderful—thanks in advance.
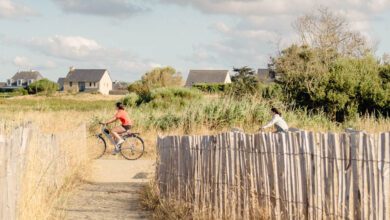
[115,110,131,126]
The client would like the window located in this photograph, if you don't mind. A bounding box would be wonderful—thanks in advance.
[94,82,96,87]
[69,82,73,87]
[90,82,92,87]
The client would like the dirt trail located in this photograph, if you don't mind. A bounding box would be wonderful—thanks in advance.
[60,159,155,220]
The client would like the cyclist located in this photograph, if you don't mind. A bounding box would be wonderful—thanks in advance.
[104,102,132,154]
[260,107,289,133]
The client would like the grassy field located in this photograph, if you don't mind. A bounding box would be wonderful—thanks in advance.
[1,91,388,220]
[1,91,389,158]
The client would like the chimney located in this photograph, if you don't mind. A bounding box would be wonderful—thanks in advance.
[69,66,75,72]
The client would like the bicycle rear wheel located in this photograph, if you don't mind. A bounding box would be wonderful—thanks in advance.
[88,135,106,159]
[120,135,144,160]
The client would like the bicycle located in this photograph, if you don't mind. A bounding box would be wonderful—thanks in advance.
[91,123,145,160]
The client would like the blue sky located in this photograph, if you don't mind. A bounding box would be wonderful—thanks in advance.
[1,0,390,82]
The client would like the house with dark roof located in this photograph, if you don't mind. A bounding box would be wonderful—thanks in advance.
[63,67,113,95]
[6,70,43,88]
[109,81,129,95]
[185,70,231,87]
[257,68,278,83]
[57,77,65,91]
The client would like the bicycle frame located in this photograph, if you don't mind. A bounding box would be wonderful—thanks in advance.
[99,125,117,146]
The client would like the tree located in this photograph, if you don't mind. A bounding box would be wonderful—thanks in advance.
[227,66,258,98]
[270,7,388,121]
[128,66,183,102]
[293,7,371,59]
[141,66,183,88]
[27,79,59,95]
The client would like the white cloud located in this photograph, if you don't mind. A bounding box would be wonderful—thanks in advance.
[13,56,57,70]
[23,35,160,79]
[0,0,36,18]
[13,56,32,68]
[28,35,103,60]
[162,0,390,67]
[52,0,146,18]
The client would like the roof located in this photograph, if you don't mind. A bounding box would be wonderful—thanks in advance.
[11,71,43,80]
[65,69,108,82]
[257,68,270,80]
[185,70,230,86]
[57,77,65,85]
[112,81,129,90]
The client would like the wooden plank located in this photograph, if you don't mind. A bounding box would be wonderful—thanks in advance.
[382,132,390,220]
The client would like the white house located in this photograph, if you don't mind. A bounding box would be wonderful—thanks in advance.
[6,71,43,88]
[63,68,113,95]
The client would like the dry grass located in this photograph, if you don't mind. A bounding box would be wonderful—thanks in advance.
[140,181,193,220]
[17,124,90,220]
[0,115,91,219]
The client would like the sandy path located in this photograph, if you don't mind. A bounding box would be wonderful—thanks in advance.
[60,159,155,220]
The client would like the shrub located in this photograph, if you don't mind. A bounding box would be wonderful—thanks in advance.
[227,67,259,98]
[259,83,283,100]
[139,87,202,108]
[27,79,58,95]
[154,113,181,131]
[192,83,230,93]
[121,93,139,107]
[274,45,389,121]
[14,88,28,96]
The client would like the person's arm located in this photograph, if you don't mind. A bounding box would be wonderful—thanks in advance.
[104,116,117,125]
[261,115,278,129]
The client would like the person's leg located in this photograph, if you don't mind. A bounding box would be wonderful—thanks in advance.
[112,126,126,144]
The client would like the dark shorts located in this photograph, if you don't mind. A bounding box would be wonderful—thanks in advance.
[122,125,131,131]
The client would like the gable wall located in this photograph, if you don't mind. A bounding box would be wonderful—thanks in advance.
[98,71,113,95]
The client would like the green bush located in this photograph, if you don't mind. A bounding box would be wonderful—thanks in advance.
[192,83,230,93]
[14,88,28,96]
[154,113,181,131]
[138,87,202,108]
[227,67,259,98]
[122,93,139,107]
[27,79,58,95]
[274,45,389,121]
[259,83,283,100]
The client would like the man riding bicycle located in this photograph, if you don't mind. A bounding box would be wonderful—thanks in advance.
[103,102,132,154]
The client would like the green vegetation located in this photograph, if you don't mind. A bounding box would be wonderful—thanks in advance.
[128,66,183,96]
[0,97,115,112]
[192,83,230,93]
[27,79,59,95]
[227,66,259,98]
[270,8,389,122]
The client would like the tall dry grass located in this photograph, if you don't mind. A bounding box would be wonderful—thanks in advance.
[0,116,91,219]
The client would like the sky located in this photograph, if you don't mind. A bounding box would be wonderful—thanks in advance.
[0,0,390,82]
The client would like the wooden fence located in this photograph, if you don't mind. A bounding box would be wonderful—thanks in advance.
[0,123,86,220]
[156,131,390,219]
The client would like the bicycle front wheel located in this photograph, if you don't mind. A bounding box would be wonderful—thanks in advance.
[120,135,144,160]
[88,135,106,159]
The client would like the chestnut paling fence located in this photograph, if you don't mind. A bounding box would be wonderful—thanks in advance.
[156,131,390,219]
[0,123,87,220]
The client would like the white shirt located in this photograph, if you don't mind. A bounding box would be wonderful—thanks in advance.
[262,114,289,131]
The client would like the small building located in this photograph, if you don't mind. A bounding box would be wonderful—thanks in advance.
[109,81,129,95]
[185,70,231,87]
[6,70,43,88]
[63,68,113,95]
[257,68,278,83]
[57,77,65,91]
[0,82,6,88]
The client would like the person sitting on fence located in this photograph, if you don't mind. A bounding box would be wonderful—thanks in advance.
[104,102,132,154]
[260,107,289,133]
